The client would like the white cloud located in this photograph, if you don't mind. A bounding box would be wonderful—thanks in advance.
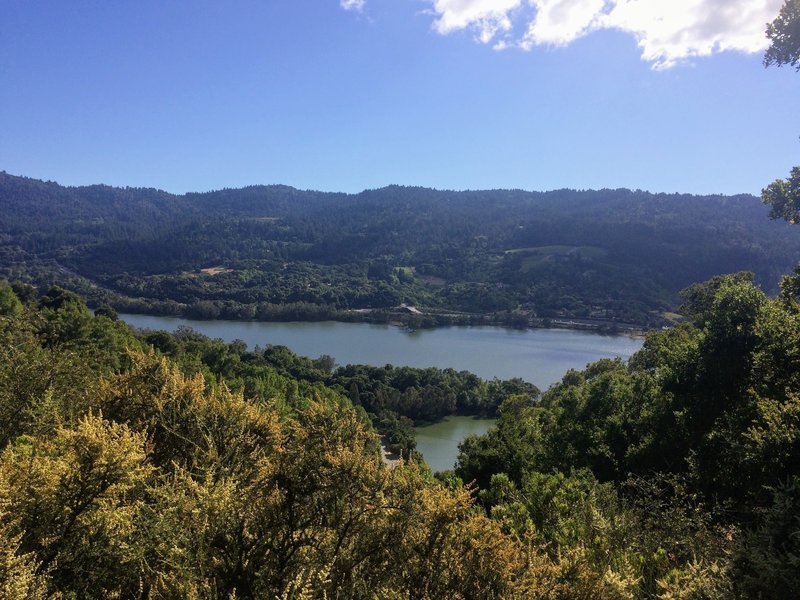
[602,0,784,69]
[341,0,366,11]
[428,0,523,43]
[521,0,607,49]
[424,0,785,68]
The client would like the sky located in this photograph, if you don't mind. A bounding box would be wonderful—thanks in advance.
[1,0,798,196]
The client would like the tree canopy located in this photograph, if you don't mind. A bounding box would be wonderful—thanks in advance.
[0,276,797,597]
[765,0,800,71]
[763,165,800,224]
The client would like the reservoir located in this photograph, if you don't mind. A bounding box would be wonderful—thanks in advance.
[119,315,643,471]
[119,314,643,390]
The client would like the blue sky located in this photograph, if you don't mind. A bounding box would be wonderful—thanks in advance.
[1,0,798,196]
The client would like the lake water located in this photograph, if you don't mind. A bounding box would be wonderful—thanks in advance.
[119,314,643,472]
[119,314,642,390]
[415,416,497,473]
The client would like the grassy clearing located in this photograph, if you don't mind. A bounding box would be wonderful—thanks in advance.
[418,274,447,287]
[505,245,608,271]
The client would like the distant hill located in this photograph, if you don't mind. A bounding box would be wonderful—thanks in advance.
[2,171,799,327]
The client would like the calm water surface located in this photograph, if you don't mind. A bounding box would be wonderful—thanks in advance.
[415,416,497,473]
[120,315,643,471]
[119,314,642,390]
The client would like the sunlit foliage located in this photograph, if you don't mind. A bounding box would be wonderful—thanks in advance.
[0,280,798,597]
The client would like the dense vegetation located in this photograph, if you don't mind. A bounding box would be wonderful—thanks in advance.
[3,172,800,329]
[0,269,798,598]
[0,284,529,598]
[456,272,800,583]
[136,315,538,458]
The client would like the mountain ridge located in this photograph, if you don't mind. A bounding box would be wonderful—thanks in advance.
[1,170,798,328]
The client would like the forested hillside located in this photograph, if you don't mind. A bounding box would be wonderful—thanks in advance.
[3,171,800,327]
[0,268,798,597]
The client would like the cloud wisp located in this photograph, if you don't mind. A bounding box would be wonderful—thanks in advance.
[422,0,784,69]
[341,0,366,12]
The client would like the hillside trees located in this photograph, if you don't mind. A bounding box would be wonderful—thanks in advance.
[458,273,800,506]
[3,271,800,595]
[4,171,800,328]
[0,283,547,598]
[454,271,800,596]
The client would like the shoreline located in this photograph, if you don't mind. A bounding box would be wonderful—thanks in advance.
[10,267,658,336]
[113,306,651,338]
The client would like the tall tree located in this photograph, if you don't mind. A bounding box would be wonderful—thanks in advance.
[763,2,800,224]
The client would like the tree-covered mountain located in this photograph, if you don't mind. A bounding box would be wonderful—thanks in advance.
[3,171,800,327]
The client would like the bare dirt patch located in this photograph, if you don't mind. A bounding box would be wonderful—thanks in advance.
[200,266,233,276]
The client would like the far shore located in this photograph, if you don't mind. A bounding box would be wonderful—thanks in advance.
[112,305,651,338]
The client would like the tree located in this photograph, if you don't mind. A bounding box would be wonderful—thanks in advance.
[0,283,22,317]
[763,3,800,255]
[0,415,152,597]
[764,0,800,71]
[762,166,800,224]
[93,303,118,320]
